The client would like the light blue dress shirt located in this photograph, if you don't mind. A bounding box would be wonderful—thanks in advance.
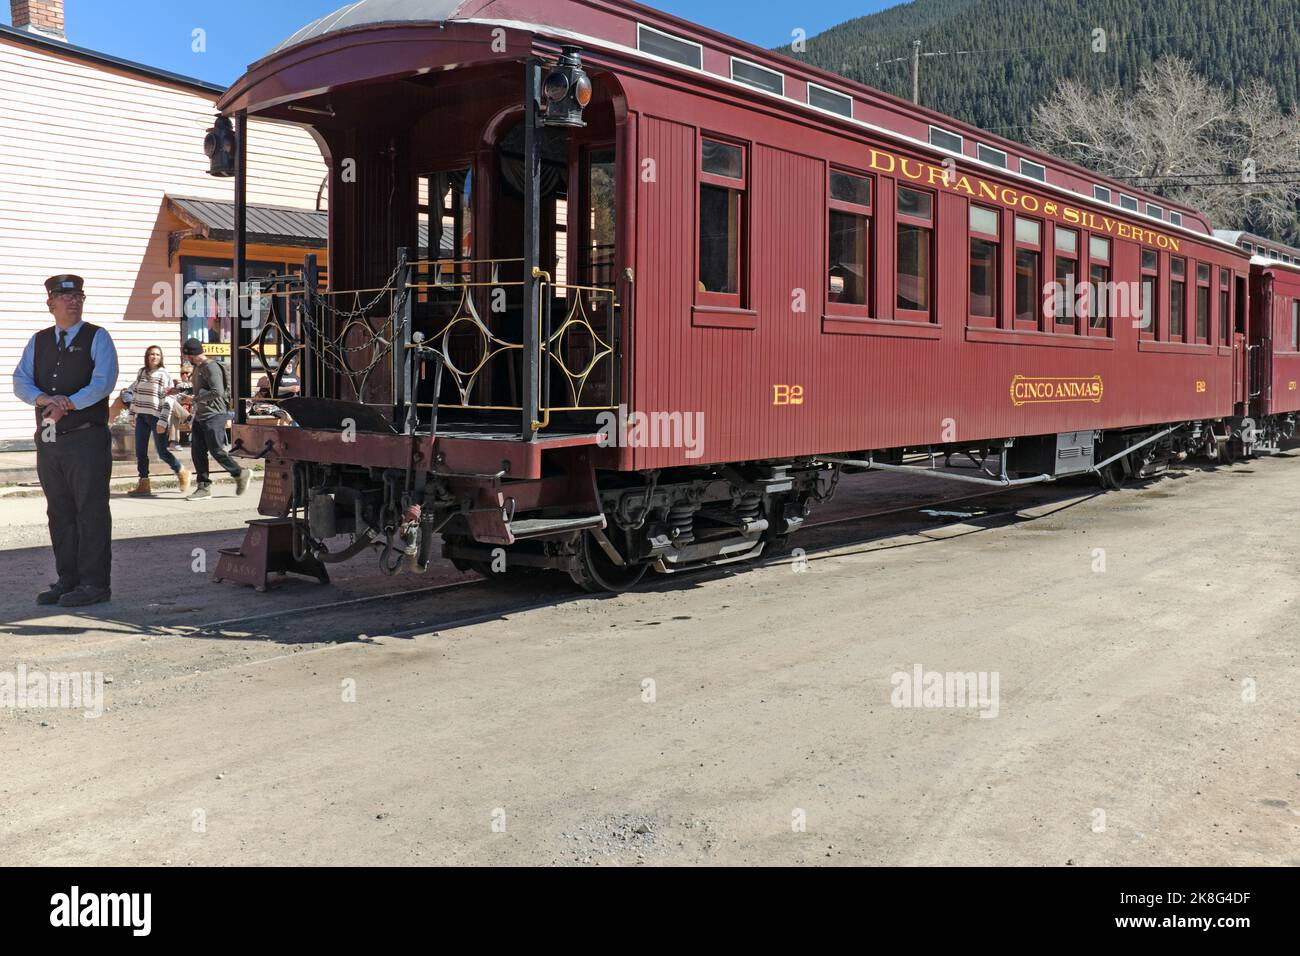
[12,320,120,411]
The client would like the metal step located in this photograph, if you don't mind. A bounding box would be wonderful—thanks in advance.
[508,515,606,540]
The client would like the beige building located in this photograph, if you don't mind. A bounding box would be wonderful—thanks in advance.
[0,0,328,447]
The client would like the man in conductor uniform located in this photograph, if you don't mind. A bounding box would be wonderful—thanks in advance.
[12,275,119,607]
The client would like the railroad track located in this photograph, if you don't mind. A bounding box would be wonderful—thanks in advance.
[180,479,1082,643]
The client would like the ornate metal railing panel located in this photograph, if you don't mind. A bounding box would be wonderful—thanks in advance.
[238,252,620,435]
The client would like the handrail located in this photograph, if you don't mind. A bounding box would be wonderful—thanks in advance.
[250,253,621,433]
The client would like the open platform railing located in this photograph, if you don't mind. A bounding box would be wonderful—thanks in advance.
[234,250,619,439]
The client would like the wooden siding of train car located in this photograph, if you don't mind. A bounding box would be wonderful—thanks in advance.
[621,70,1248,471]
[1252,266,1300,416]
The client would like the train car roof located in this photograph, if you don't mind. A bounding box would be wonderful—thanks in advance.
[249,0,1225,244]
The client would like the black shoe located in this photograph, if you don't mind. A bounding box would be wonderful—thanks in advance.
[36,583,75,606]
[58,586,111,608]
[235,469,252,496]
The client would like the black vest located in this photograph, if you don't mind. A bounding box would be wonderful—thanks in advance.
[32,323,109,433]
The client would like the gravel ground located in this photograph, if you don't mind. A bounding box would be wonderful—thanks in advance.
[0,454,1296,866]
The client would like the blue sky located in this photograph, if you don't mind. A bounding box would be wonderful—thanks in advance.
[2,0,895,86]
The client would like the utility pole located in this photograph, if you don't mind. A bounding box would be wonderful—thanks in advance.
[911,39,921,105]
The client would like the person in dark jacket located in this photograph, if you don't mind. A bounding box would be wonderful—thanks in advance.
[178,338,250,499]
[11,275,119,607]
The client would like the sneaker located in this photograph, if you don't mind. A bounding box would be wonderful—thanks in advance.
[235,468,251,496]
[188,484,213,500]
[58,586,111,608]
[36,583,75,606]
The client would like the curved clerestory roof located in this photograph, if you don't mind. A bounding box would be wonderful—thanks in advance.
[271,0,479,55]
[249,0,1220,239]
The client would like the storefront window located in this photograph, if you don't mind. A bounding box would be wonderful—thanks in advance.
[180,258,283,357]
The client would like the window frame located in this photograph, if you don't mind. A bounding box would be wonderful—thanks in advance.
[976,143,1007,168]
[1168,256,1187,342]
[1053,226,1081,333]
[929,126,964,154]
[636,23,704,70]
[825,167,874,319]
[1119,194,1139,212]
[894,184,936,322]
[1013,215,1044,332]
[807,82,854,118]
[967,203,1001,328]
[1019,158,1047,181]
[1194,262,1211,344]
[1219,267,1232,345]
[1086,236,1112,337]
[730,56,784,95]
[1291,299,1300,351]
[1093,184,1112,204]
[695,135,749,310]
[1140,249,1160,341]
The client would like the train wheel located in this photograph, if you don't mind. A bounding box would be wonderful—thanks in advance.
[569,529,647,594]
[1098,459,1125,490]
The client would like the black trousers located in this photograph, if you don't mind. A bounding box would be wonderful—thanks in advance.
[35,424,112,590]
[190,416,241,484]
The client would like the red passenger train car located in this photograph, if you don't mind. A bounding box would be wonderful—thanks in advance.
[206,0,1296,592]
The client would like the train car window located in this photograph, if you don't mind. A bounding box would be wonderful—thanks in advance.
[698,138,746,305]
[1169,211,1183,227]
[1195,264,1211,342]
[968,205,999,324]
[896,187,934,318]
[1019,159,1047,181]
[1140,250,1159,339]
[828,171,873,311]
[1147,203,1165,220]
[637,24,703,70]
[702,140,743,179]
[1093,185,1112,204]
[1235,275,1247,334]
[1242,242,1254,254]
[731,57,784,96]
[1292,301,1299,350]
[1120,194,1139,212]
[898,187,932,220]
[1219,268,1231,344]
[1088,237,1111,335]
[976,143,1007,168]
[831,171,872,207]
[929,127,963,154]
[808,83,854,118]
[581,148,617,289]
[1014,216,1042,330]
[1169,257,1186,340]
[1055,228,1079,331]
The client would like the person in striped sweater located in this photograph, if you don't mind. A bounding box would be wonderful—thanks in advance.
[127,345,190,496]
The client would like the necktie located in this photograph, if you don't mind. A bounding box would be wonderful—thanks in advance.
[58,330,68,352]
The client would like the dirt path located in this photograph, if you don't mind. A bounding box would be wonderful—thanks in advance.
[1,456,1297,865]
